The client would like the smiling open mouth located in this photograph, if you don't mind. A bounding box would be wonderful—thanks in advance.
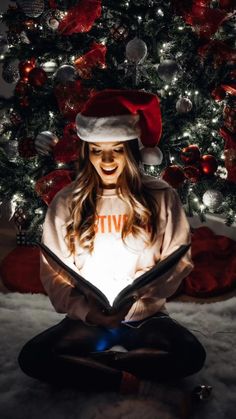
[101,167,118,175]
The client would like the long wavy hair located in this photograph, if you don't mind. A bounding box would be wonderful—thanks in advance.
[64,139,160,255]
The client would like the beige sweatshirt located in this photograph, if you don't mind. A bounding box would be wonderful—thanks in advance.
[40,174,193,322]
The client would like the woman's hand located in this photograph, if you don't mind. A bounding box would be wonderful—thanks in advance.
[85,298,135,328]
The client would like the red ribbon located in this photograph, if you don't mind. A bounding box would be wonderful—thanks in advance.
[58,0,102,35]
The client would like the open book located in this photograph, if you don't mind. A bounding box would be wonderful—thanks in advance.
[37,242,190,314]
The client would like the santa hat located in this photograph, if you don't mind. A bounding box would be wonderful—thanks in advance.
[75,89,163,165]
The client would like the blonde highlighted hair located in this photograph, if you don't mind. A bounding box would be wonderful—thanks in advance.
[65,139,159,255]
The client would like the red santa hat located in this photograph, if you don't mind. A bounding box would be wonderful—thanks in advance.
[75,89,163,165]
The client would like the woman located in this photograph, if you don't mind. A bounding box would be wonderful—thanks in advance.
[18,90,206,394]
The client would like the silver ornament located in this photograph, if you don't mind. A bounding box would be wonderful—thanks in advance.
[41,60,58,75]
[35,131,59,155]
[54,64,77,84]
[41,9,60,31]
[157,60,179,82]
[2,59,20,84]
[176,97,193,114]
[202,189,223,211]
[140,146,163,165]
[17,0,44,18]
[126,37,148,64]
[0,35,9,54]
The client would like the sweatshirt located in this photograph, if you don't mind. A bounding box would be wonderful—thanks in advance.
[40,174,194,322]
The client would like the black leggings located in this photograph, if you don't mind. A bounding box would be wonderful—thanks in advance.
[18,312,206,392]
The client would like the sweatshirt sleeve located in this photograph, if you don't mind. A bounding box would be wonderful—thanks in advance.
[143,187,194,300]
[40,187,90,322]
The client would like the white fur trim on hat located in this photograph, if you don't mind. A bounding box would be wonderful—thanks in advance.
[76,113,141,142]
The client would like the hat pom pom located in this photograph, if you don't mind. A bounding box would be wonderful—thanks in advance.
[140,146,163,165]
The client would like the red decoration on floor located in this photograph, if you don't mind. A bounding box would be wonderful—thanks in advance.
[0,246,46,294]
[182,226,236,297]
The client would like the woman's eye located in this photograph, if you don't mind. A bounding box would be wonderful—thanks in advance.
[114,148,124,153]
[91,149,101,155]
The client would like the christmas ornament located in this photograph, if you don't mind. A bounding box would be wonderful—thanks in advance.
[19,58,36,80]
[110,21,129,41]
[140,146,163,165]
[18,137,37,158]
[184,3,227,39]
[12,206,28,231]
[74,42,107,79]
[180,145,201,164]
[54,64,77,84]
[157,60,178,82]
[53,123,80,163]
[162,165,185,188]
[202,190,223,211]
[34,131,59,155]
[2,59,20,84]
[58,0,102,35]
[126,37,148,64]
[41,9,60,30]
[183,166,201,183]
[28,67,48,87]
[41,60,58,75]
[17,0,44,18]
[176,97,193,113]
[0,35,9,54]
[200,155,218,175]
[20,31,31,44]
[35,170,74,205]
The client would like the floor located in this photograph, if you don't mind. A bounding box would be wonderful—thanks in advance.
[0,200,235,302]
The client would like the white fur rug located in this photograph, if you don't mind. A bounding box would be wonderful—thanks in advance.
[0,293,235,419]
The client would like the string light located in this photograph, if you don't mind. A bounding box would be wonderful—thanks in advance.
[157,9,164,17]
[178,26,184,30]
[195,91,199,95]
[164,84,169,90]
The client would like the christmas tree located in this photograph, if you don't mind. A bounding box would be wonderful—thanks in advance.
[0,0,235,244]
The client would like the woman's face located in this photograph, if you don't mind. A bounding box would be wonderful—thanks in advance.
[88,141,126,188]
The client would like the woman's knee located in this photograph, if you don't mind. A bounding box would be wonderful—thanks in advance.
[183,336,206,374]
[18,340,47,378]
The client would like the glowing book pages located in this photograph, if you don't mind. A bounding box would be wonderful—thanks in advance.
[38,242,191,314]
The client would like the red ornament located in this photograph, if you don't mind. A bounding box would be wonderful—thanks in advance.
[198,40,236,68]
[35,169,74,205]
[19,58,36,81]
[183,166,201,183]
[219,127,236,183]
[53,123,80,163]
[74,42,107,79]
[162,165,185,188]
[28,67,48,87]
[180,145,201,164]
[58,0,102,35]
[200,155,218,175]
[219,0,236,11]
[18,137,37,158]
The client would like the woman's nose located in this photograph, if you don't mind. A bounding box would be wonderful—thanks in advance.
[102,152,114,163]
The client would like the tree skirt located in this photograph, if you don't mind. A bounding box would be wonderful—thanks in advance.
[0,293,235,419]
